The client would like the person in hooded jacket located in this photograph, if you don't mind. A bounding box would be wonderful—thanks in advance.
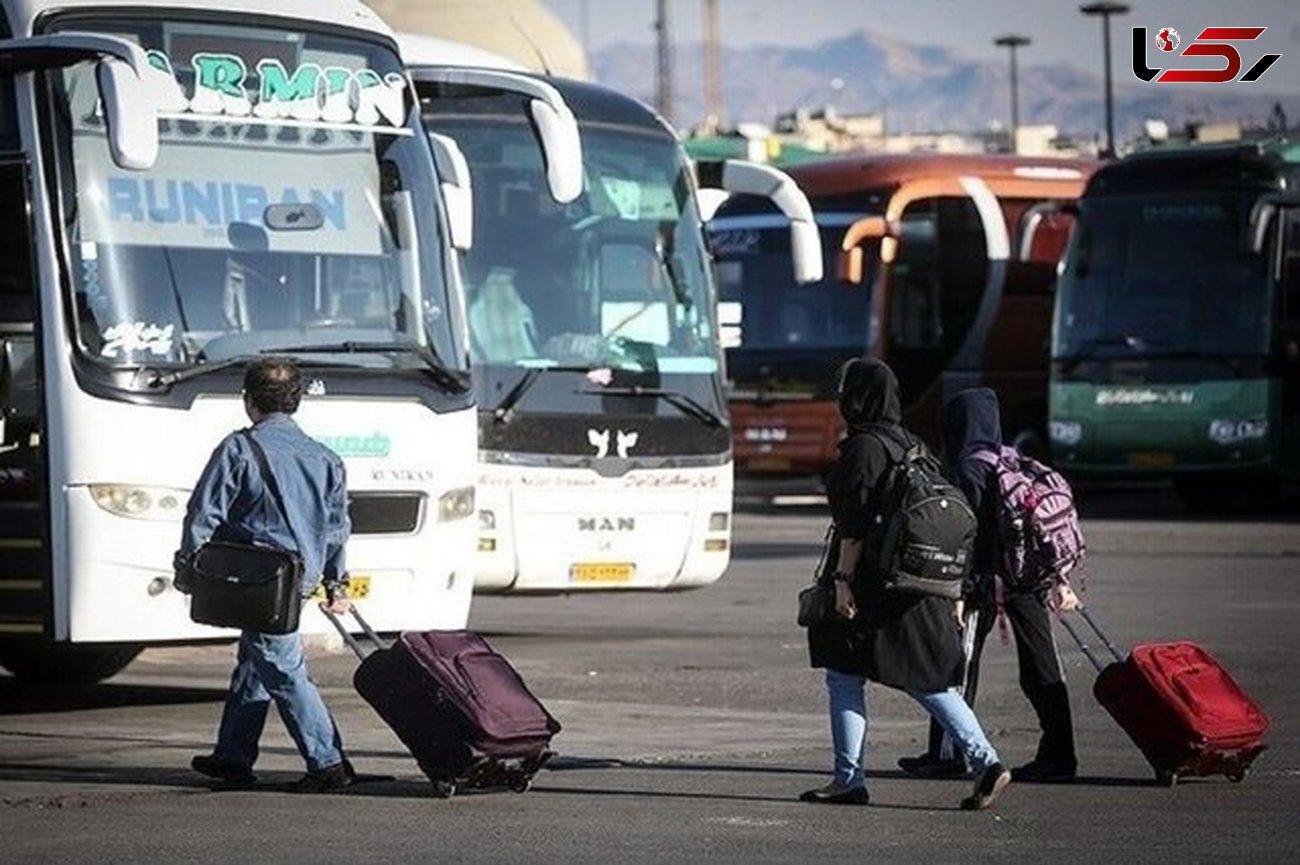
[898,387,1080,783]
[802,359,1011,810]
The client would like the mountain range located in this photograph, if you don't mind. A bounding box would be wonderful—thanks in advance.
[591,29,1297,142]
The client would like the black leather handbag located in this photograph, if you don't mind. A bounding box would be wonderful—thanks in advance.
[797,525,841,628]
[189,432,304,635]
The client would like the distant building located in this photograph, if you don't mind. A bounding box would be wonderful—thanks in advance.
[366,0,589,79]
[772,106,885,153]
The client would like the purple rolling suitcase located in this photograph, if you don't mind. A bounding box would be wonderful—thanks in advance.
[325,608,560,798]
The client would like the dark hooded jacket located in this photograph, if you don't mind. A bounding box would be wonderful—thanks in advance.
[807,358,964,691]
[940,388,1002,601]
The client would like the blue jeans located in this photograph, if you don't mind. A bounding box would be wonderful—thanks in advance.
[213,631,346,773]
[825,669,1001,789]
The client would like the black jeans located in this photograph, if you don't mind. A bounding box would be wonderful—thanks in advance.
[931,585,1076,766]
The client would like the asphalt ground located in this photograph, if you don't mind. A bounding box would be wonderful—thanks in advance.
[1,487,1298,864]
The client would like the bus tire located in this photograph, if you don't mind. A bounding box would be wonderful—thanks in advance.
[0,643,143,684]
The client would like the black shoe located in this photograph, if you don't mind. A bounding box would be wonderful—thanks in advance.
[292,761,356,794]
[191,754,256,787]
[897,754,968,779]
[799,783,870,805]
[960,762,1011,811]
[1011,758,1077,783]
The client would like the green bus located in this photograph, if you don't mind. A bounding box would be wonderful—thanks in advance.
[1049,143,1300,507]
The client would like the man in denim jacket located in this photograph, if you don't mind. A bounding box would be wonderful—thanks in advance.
[177,357,354,793]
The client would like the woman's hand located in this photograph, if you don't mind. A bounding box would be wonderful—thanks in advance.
[834,581,857,620]
[1048,582,1081,612]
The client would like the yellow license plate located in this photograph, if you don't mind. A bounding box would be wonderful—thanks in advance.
[569,563,635,584]
[312,574,372,600]
[1128,451,1176,467]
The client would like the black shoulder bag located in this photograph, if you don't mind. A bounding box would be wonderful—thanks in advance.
[189,431,305,635]
[797,524,840,627]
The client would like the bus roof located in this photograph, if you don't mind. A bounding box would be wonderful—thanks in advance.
[2,0,395,40]
[780,152,1096,198]
[1085,143,1298,197]
[399,32,525,71]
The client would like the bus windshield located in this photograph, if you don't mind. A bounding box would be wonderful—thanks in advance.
[48,18,464,379]
[1056,192,1271,360]
[712,219,874,352]
[438,117,718,378]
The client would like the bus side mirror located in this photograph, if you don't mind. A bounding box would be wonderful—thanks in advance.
[0,33,159,171]
[427,131,474,251]
[697,159,823,283]
[96,57,159,171]
[1249,200,1276,255]
[1249,194,1300,255]
[527,98,583,204]
[837,216,889,285]
[409,68,584,204]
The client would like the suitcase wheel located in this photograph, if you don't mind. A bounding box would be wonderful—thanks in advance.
[1155,769,1178,787]
[1227,766,1249,783]
[510,777,532,794]
[431,779,457,799]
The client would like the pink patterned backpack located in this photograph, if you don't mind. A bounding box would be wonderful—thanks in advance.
[972,446,1085,591]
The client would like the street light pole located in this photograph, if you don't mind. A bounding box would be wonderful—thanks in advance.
[1080,2,1130,158]
[994,34,1030,153]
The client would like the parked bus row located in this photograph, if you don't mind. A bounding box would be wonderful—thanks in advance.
[710,153,1092,481]
[710,142,1299,512]
[0,0,822,681]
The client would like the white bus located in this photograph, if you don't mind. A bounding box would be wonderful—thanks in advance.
[403,44,822,593]
[0,0,481,681]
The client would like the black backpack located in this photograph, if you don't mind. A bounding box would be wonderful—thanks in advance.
[864,430,976,599]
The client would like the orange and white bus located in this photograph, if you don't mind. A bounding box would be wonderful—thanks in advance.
[709,153,1094,483]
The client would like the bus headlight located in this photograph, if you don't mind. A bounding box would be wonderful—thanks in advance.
[89,484,187,521]
[708,512,730,532]
[1049,421,1083,446]
[1208,418,1268,445]
[437,486,476,522]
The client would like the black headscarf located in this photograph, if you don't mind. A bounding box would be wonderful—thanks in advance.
[837,357,902,433]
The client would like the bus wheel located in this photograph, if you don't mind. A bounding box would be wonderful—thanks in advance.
[0,643,143,684]
[1175,480,1235,514]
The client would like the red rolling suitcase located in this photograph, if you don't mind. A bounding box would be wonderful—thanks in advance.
[1059,608,1268,786]
[324,607,560,798]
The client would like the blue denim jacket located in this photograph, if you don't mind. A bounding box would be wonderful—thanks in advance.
[181,414,349,594]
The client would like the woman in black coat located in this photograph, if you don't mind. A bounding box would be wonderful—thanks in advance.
[802,359,1010,810]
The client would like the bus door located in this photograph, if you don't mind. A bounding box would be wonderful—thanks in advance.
[0,157,49,639]
[840,179,999,444]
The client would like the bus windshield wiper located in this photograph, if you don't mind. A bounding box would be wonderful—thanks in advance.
[270,341,470,394]
[492,365,597,424]
[1057,333,1151,374]
[579,385,725,429]
[149,355,263,388]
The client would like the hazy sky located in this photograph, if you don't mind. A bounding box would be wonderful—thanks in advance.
[545,0,1300,91]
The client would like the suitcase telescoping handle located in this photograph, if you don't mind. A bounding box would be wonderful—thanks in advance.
[1057,606,1127,672]
[319,603,388,662]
